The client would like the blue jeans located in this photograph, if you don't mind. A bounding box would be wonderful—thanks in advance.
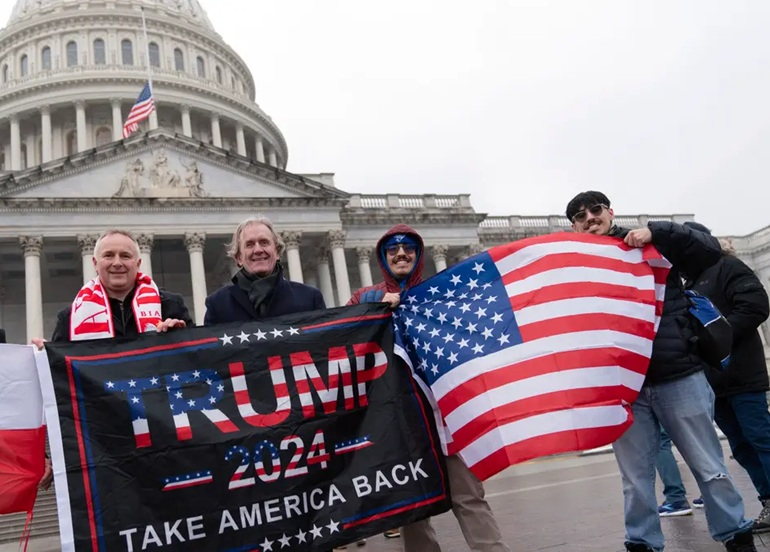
[613,371,751,551]
[656,427,688,504]
[714,392,770,502]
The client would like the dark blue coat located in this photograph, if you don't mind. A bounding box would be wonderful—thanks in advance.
[204,276,326,326]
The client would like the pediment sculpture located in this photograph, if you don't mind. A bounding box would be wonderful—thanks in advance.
[113,149,207,198]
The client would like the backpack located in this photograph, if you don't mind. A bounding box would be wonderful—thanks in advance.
[684,289,733,370]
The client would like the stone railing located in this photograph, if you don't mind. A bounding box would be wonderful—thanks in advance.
[349,194,472,210]
[479,214,695,235]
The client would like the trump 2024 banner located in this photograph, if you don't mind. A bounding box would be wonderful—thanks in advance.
[38,304,450,552]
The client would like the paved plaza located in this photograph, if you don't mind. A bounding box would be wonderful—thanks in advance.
[6,442,770,552]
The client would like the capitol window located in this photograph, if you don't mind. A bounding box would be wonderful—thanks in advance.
[196,56,205,78]
[2,64,7,82]
[65,131,77,156]
[122,39,134,66]
[20,144,27,170]
[0,152,5,171]
[95,127,112,147]
[93,39,106,65]
[216,66,222,84]
[20,54,28,77]
[149,42,161,68]
[41,47,51,70]
[66,41,78,67]
[174,48,184,71]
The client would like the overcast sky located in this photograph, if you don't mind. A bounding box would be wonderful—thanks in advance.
[3,0,770,235]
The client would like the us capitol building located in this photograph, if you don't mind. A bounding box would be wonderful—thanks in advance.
[1,0,769,351]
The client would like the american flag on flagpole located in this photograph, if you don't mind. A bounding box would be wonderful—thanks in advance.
[122,82,155,138]
[393,232,671,481]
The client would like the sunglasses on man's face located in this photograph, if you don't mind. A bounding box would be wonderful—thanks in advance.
[572,204,608,223]
[386,244,416,256]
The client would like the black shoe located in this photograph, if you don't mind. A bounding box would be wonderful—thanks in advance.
[625,542,655,552]
[724,529,758,552]
[752,499,770,533]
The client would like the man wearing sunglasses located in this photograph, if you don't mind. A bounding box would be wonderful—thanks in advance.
[348,224,510,552]
[565,191,756,552]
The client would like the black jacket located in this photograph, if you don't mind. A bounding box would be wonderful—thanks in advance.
[610,221,723,384]
[689,255,769,397]
[52,290,193,342]
[203,276,325,325]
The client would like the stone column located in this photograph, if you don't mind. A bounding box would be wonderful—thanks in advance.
[432,244,449,273]
[356,247,374,288]
[10,116,20,170]
[40,105,52,163]
[136,233,154,277]
[75,101,87,152]
[210,114,222,148]
[20,236,44,342]
[267,146,278,167]
[181,105,192,137]
[185,232,207,325]
[77,234,98,284]
[255,135,265,163]
[281,231,304,284]
[236,124,246,156]
[111,98,122,140]
[316,248,335,307]
[329,230,351,306]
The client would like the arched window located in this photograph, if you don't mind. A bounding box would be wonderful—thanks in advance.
[66,131,77,156]
[2,64,7,82]
[0,152,5,171]
[20,144,27,170]
[93,39,106,65]
[174,48,184,71]
[148,42,160,68]
[231,76,235,90]
[36,138,42,163]
[121,39,133,66]
[196,56,205,78]
[41,46,51,70]
[215,66,222,84]
[66,41,78,67]
[95,127,112,147]
[19,54,28,77]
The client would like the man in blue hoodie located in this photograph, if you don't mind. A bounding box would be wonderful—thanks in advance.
[349,224,510,552]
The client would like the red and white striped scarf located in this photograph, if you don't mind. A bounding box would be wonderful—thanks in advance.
[70,273,162,341]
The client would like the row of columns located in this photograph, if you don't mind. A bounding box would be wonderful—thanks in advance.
[5,102,281,171]
[17,231,483,342]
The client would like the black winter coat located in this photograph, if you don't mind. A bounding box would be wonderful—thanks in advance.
[689,255,769,397]
[610,221,723,384]
[204,276,325,325]
[52,290,193,342]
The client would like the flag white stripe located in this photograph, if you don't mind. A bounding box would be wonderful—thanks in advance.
[504,267,655,299]
[445,366,645,431]
[459,405,630,468]
[495,241,645,275]
[513,297,657,327]
[431,330,654,401]
[0,345,43,429]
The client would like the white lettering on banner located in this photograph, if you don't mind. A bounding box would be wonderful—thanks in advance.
[352,459,429,498]
[119,515,208,550]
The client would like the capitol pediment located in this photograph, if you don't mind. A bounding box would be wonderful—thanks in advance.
[3,134,346,202]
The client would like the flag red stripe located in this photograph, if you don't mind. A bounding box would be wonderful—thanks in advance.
[0,427,45,514]
[509,282,656,311]
[502,252,657,284]
[468,422,631,480]
[518,313,656,342]
[437,347,650,417]
[450,387,639,451]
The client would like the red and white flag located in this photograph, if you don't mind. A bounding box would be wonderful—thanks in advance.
[395,233,671,480]
[0,345,46,514]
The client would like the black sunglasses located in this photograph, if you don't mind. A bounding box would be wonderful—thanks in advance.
[572,204,608,223]
[385,244,416,255]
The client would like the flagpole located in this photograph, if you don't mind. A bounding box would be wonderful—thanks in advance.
[140,7,153,94]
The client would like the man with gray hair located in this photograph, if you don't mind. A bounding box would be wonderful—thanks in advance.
[204,216,325,325]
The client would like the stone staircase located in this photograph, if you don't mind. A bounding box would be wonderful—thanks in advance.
[0,489,59,545]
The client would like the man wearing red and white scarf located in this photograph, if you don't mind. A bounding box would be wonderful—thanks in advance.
[31,230,193,489]
[43,230,193,343]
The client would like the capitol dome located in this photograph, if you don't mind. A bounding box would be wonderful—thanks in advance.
[0,0,287,171]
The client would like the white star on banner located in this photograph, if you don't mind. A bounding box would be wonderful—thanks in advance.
[428,286,440,295]
[271,328,283,338]
[295,529,307,543]
[219,334,233,345]
[415,322,427,332]
[310,525,323,539]
[472,343,484,354]
[192,370,201,379]
[407,295,418,304]
[458,338,469,348]
[326,520,340,534]
[278,533,291,548]
[237,331,250,343]
[475,307,487,319]
[450,274,462,285]
[128,379,136,387]
[254,329,267,340]
[150,377,158,385]
[171,374,180,381]
[287,327,299,336]
[106,381,114,388]
[498,334,511,346]
[448,352,459,364]
[482,327,494,340]
[468,278,479,290]
[491,313,504,324]
[260,537,274,551]
[472,262,485,274]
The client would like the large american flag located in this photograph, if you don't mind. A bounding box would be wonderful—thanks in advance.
[394,232,671,480]
[122,82,155,138]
